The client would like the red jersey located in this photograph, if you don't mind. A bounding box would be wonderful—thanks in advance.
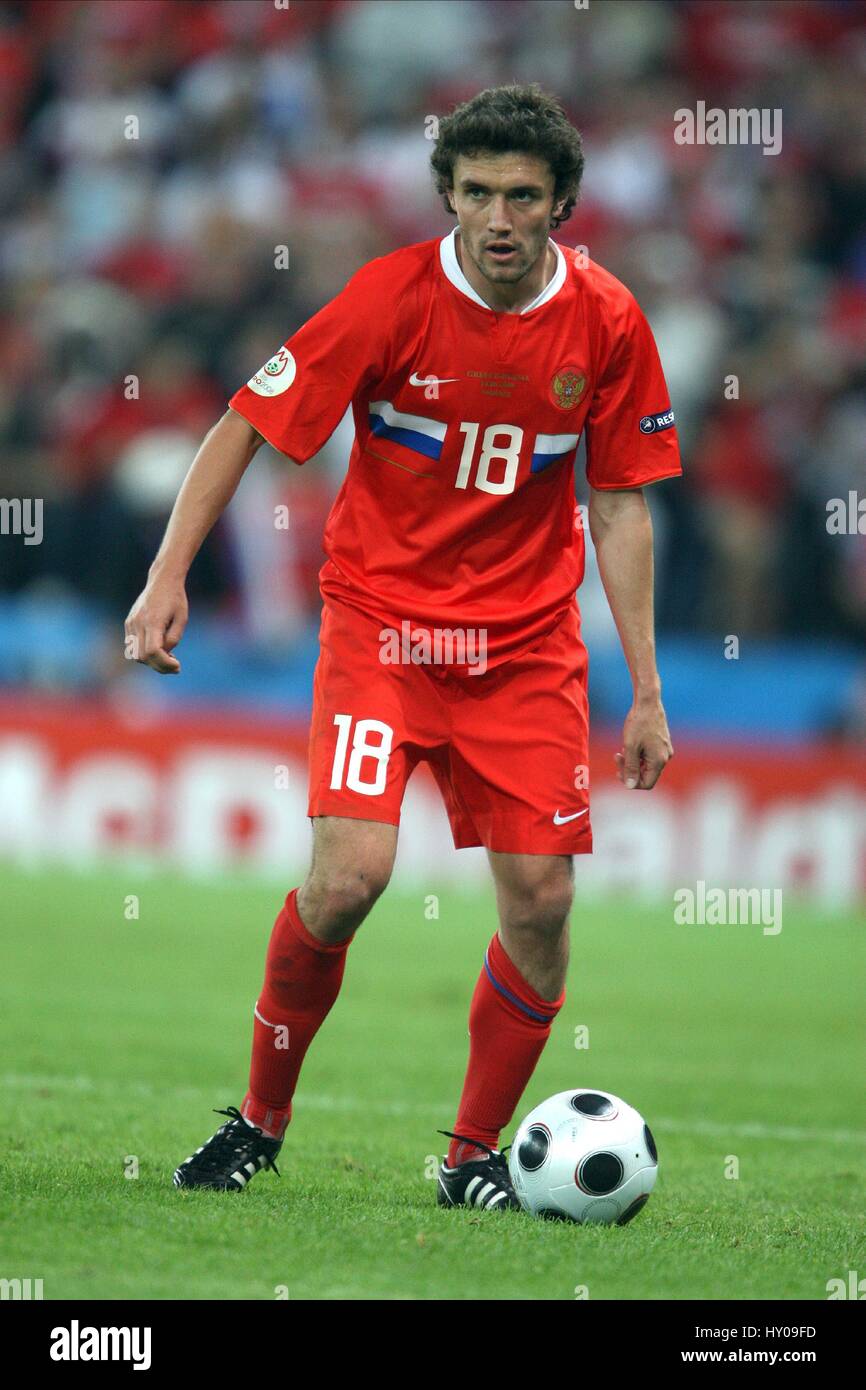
[228,228,681,667]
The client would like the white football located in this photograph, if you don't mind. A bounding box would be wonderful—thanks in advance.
[508,1088,658,1224]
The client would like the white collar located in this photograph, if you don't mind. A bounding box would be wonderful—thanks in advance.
[439,226,567,314]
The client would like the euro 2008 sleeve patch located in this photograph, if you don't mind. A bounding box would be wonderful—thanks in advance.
[247,347,296,397]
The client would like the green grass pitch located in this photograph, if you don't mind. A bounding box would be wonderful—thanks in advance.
[1,862,863,1301]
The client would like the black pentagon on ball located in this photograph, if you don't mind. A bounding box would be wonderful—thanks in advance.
[578,1151,624,1195]
[644,1122,658,1163]
[570,1091,616,1119]
[617,1194,650,1226]
[517,1124,551,1172]
[537,1207,574,1223]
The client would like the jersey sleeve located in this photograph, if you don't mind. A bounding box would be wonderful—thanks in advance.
[228,260,390,463]
[584,290,682,490]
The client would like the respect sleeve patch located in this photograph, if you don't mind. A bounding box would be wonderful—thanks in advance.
[639,409,676,434]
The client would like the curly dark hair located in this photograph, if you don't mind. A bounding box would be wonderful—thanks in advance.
[430,84,584,230]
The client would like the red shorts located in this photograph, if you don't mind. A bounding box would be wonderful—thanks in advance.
[307,598,592,855]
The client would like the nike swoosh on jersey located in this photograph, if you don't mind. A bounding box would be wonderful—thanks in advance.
[409,371,459,387]
[553,808,589,825]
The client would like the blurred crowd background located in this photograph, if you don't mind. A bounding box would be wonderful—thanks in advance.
[1,0,865,734]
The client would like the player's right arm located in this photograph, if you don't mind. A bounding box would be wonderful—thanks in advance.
[124,408,265,673]
[126,252,402,673]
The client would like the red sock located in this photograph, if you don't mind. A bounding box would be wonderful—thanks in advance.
[448,932,564,1167]
[242,888,352,1139]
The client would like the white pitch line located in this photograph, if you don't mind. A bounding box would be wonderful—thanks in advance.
[2,1072,865,1147]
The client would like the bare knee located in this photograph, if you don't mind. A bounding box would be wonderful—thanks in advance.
[495,858,574,941]
[301,860,391,935]
[298,818,397,942]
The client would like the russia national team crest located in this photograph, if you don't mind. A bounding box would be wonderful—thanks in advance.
[248,346,296,397]
[550,366,586,410]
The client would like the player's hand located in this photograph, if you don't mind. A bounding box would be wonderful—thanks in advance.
[615,697,673,790]
[124,574,189,675]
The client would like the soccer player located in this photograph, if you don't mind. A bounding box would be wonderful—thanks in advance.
[125,84,680,1210]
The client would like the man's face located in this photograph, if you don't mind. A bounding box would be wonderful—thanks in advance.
[448,151,564,286]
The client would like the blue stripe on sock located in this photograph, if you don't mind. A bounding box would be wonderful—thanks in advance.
[484,951,556,1024]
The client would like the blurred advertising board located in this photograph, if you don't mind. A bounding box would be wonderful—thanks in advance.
[1,696,864,906]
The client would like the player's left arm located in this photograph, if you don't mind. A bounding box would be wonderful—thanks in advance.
[588,483,673,790]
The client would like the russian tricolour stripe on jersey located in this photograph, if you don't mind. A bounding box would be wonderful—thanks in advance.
[531,433,580,474]
[227,231,682,667]
[368,400,447,467]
